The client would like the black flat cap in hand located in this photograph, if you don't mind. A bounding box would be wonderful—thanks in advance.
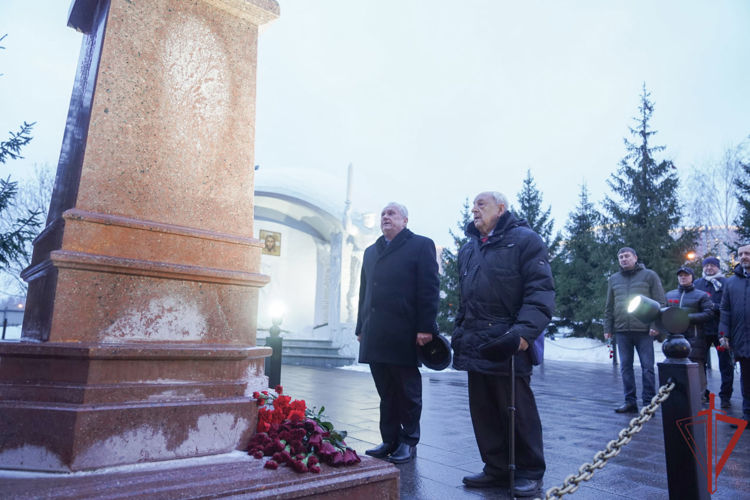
[418,334,452,371]
[478,330,520,363]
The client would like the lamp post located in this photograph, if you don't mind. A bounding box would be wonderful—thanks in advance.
[265,302,285,389]
[628,295,709,499]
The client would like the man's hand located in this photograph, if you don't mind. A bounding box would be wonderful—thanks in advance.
[604,333,612,340]
[649,329,660,336]
[518,337,529,351]
[720,337,730,348]
[357,335,361,343]
[416,333,433,346]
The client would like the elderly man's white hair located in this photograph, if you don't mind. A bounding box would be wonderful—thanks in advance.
[383,202,409,218]
[481,191,508,208]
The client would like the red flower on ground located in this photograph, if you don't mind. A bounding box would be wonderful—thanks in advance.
[317,441,337,460]
[342,449,360,465]
[264,460,279,470]
[307,455,319,466]
[274,395,292,410]
[290,459,308,473]
[253,451,264,459]
[271,408,286,424]
[309,465,321,474]
[307,432,323,448]
[288,410,306,423]
[275,385,283,394]
[257,421,270,433]
[290,399,306,412]
[329,451,344,467]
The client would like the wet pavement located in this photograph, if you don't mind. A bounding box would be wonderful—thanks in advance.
[280,360,750,500]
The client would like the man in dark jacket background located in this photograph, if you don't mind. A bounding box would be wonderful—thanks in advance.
[452,191,555,497]
[665,267,714,403]
[604,247,666,414]
[719,243,750,429]
[355,202,440,463]
[694,256,733,408]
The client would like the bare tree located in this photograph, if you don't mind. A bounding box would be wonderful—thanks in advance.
[682,140,748,263]
[0,163,54,296]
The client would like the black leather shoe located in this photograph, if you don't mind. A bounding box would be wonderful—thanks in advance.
[462,472,507,488]
[721,399,732,409]
[614,403,638,414]
[365,442,398,458]
[514,478,542,497]
[388,443,416,463]
[730,417,749,430]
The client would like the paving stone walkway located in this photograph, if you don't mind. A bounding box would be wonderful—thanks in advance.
[280,360,750,500]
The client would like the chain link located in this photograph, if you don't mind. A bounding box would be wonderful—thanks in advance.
[533,381,675,500]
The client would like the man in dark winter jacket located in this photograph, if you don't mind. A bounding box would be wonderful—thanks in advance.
[355,202,440,463]
[452,191,555,497]
[719,244,750,429]
[604,247,666,414]
[665,267,714,403]
[694,256,733,408]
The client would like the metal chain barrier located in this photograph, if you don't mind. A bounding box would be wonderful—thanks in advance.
[534,380,675,500]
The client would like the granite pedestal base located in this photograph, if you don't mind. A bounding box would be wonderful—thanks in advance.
[0,454,399,499]
[0,342,270,472]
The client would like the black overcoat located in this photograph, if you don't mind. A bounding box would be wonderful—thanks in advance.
[719,265,750,359]
[451,212,555,377]
[355,228,440,366]
[693,275,725,337]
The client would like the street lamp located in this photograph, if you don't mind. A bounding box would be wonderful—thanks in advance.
[265,302,285,388]
[628,294,690,358]
[686,252,696,260]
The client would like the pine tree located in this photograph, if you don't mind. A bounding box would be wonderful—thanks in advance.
[553,184,608,338]
[0,34,42,270]
[733,139,750,251]
[513,170,562,256]
[437,199,471,335]
[602,84,696,291]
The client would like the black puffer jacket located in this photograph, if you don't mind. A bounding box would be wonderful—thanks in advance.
[665,285,713,360]
[604,263,666,334]
[451,212,555,377]
[693,275,725,336]
[719,265,750,359]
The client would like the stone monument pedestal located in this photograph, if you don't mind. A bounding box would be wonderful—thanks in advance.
[0,1,399,496]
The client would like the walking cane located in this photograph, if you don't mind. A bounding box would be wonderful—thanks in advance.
[509,352,516,499]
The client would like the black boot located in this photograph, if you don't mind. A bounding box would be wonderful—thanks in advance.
[388,443,416,463]
[462,472,507,488]
[614,403,638,413]
[514,478,542,497]
[365,442,398,458]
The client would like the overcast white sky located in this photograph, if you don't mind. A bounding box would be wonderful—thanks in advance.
[1,0,749,248]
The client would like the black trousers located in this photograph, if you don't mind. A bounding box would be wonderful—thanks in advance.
[706,335,735,401]
[468,371,545,480]
[370,363,422,446]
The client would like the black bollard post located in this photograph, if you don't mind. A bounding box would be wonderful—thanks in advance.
[1,318,6,340]
[265,316,283,389]
[658,334,710,500]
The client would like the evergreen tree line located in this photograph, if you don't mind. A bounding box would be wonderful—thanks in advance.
[438,85,750,340]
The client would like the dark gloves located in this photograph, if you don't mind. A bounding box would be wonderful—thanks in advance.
[478,330,520,363]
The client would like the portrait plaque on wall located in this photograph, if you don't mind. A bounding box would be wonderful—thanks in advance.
[260,230,281,256]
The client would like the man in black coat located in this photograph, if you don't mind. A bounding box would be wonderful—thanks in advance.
[452,191,555,497]
[694,256,733,408]
[665,267,714,403]
[355,202,440,463]
[719,243,750,429]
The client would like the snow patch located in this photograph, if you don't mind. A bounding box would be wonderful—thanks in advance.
[0,445,64,471]
[100,296,207,342]
[75,413,249,468]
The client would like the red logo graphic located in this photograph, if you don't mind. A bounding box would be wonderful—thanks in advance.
[677,393,747,493]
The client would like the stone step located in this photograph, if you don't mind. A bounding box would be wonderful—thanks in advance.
[257,337,334,348]
[280,353,356,369]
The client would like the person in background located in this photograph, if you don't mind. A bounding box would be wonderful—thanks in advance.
[604,247,666,414]
[694,256,733,408]
[665,267,713,403]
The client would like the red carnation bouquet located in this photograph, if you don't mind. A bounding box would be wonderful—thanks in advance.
[248,385,361,473]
